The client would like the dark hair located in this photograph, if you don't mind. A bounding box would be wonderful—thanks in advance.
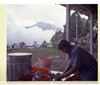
[58,40,71,51]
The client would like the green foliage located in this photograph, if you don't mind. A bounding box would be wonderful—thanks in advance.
[50,31,63,47]
[69,12,90,41]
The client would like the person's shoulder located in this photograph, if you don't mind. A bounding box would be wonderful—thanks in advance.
[71,45,79,50]
[71,45,79,52]
[77,46,89,54]
[72,45,83,53]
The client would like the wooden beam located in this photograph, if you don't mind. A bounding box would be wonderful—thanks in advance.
[90,13,93,55]
[65,4,70,42]
[75,12,78,41]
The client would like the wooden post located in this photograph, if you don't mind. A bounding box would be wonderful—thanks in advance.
[90,13,93,55]
[76,12,78,42]
[65,4,70,42]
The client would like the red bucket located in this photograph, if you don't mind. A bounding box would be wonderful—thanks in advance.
[38,57,52,69]
[19,67,50,81]
[31,67,49,75]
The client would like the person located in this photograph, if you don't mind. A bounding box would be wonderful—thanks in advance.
[55,40,97,81]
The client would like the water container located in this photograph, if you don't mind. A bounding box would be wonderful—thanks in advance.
[38,57,52,69]
[7,52,32,81]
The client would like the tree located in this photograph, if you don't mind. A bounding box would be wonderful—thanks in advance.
[12,43,17,48]
[50,31,63,48]
[19,41,26,48]
[65,12,90,42]
[40,40,47,48]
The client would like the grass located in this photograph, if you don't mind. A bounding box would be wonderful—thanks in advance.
[7,45,97,60]
[7,47,65,58]
[7,46,97,71]
[7,47,66,71]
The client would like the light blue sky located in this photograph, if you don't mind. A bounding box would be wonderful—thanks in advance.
[7,4,88,46]
[7,5,66,46]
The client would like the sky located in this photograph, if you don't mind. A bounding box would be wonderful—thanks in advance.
[7,5,66,46]
[7,4,88,46]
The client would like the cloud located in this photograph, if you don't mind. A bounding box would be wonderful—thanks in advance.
[7,14,55,46]
[25,21,63,32]
[7,5,66,27]
[7,5,65,46]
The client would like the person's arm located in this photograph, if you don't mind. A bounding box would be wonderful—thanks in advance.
[62,64,73,74]
[55,65,77,81]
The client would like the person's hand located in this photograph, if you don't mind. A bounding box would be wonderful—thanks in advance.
[54,73,62,81]
[54,75,62,81]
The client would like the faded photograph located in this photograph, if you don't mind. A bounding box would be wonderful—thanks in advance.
[7,4,98,81]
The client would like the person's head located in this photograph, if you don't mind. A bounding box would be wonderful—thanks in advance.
[58,40,71,54]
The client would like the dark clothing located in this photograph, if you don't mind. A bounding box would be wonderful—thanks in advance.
[68,45,97,81]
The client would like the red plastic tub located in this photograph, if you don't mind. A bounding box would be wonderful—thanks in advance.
[38,57,52,69]
[19,67,50,81]
[31,67,49,75]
